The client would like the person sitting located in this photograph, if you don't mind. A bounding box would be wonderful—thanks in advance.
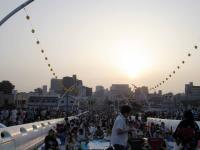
[77,128,86,144]
[94,126,104,139]
[66,133,76,150]
[45,129,59,150]
[89,123,97,137]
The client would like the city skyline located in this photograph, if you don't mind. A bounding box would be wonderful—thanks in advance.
[1,0,200,93]
[11,77,198,95]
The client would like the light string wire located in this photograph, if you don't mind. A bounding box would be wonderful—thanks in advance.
[23,8,76,93]
[23,8,198,94]
[149,45,198,91]
[23,8,57,79]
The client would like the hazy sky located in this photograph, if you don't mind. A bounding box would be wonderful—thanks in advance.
[1,0,200,93]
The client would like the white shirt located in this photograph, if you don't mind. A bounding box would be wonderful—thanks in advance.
[111,114,128,146]
[89,126,97,137]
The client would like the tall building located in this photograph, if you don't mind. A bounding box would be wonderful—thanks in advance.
[135,86,149,101]
[78,86,92,97]
[63,76,75,89]
[95,86,105,97]
[184,82,200,101]
[51,75,82,94]
[110,84,131,98]
[96,86,104,92]
[86,87,92,97]
[42,85,48,95]
[185,82,200,96]
[50,75,91,99]
[50,78,63,94]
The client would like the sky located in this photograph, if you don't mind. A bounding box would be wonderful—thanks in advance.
[1,0,200,93]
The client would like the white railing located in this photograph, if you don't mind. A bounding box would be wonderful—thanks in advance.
[0,118,64,150]
[0,111,89,150]
[147,117,200,132]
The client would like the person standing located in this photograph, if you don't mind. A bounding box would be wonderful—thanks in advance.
[173,110,200,149]
[111,105,134,150]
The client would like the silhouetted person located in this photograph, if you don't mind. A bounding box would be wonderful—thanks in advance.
[45,129,59,150]
[173,110,200,149]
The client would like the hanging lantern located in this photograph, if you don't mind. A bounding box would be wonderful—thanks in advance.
[182,61,185,64]
[31,29,35,33]
[41,49,44,53]
[169,74,172,77]
[45,57,48,60]
[36,40,40,44]
[188,53,191,57]
[55,76,58,79]
[53,73,55,76]
[173,71,175,74]
[48,64,51,67]
[177,66,180,69]
[166,78,168,80]
[26,15,30,20]
[160,83,162,85]
[50,68,53,71]
[195,45,198,49]
[162,81,165,83]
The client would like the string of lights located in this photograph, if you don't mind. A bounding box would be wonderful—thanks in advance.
[149,45,198,91]
[24,8,58,79]
[23,8,75,93]
[23,8,198,94]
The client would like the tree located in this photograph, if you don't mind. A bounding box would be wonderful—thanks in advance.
[34,88,43,95]
[0,80,15,94]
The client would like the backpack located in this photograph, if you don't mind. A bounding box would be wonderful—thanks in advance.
[176,127,195,142]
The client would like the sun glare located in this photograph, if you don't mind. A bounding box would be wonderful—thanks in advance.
[112,40,153,78]
[119,54,144,78]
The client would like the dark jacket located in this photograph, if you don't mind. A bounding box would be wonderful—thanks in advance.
[45,135,59,150]
[173,119,200,149]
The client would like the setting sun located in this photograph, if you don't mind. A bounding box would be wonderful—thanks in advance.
[111,40,153,78]
[118,53,146,78]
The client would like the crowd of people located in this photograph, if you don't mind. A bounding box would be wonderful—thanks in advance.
[42,106,200,150]
[145,106,200,121]
[44,111,115,150]
[1,105,200,149]
[0,107,65,126]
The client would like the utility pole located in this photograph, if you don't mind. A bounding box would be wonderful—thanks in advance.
[0,0,34,26]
